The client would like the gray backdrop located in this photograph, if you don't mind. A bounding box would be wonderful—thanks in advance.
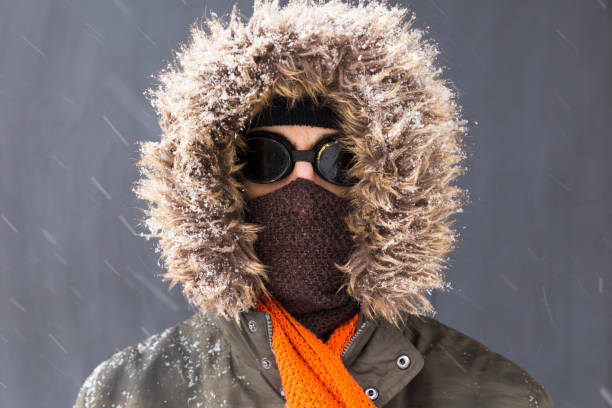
[1,0,610,407]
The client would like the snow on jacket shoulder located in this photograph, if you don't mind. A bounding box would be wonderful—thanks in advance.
[73,309,553,408]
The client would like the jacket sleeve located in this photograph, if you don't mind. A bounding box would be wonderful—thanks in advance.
[511,366,555,407]
[537,386,555,408]
[472,379,555,408]
[472,360,555,408]
[72,377,89,408]
[72,363,100,408]
[72,353,122,408]
[522,380,555,408]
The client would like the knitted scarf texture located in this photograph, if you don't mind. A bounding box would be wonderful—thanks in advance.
[244,177,361,342]
[256,293,376,408]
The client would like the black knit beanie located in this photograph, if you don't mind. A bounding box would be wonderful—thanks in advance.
[246,94,342,130]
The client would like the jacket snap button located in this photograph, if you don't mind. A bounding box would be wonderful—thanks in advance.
[396,354,411,370]
[261,357,272,370]
[248,319,257,332]
[365,387,378,400]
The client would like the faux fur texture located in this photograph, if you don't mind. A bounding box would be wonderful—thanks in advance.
[132,0,470,329]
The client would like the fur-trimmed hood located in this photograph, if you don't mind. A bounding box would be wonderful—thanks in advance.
[132,0,470,329]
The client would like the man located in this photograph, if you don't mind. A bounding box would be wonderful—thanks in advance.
[73,0,554,406]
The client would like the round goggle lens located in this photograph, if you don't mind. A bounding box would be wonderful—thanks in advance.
[239,136,291,183]
[316,140,359,186]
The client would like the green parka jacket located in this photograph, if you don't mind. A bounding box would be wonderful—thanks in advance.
[74,0,554,406]
[73,308,553,407]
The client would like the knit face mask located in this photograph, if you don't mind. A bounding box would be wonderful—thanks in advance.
[244,177,361,341]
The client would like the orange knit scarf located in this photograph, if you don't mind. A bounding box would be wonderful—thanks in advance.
[255,293,377,408]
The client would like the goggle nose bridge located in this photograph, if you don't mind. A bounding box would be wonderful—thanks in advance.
[291,149,316,164]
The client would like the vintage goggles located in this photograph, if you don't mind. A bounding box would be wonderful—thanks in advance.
[237,130,359,186]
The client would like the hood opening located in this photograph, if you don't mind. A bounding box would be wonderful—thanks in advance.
[133,0,470,329]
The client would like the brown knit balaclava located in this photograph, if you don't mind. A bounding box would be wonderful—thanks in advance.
[244,177,361,342]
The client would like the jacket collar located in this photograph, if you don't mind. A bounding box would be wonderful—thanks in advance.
[212,308,424,407]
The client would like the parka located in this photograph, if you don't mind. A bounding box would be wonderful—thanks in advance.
[73,307,553,407]
[73,0,555,406]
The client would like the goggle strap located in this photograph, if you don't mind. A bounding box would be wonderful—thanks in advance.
[291,150,316,164]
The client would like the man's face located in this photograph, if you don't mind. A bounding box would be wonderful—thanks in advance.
[242,125,351,200]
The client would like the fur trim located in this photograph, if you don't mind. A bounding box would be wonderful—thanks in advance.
[132,0,470,329]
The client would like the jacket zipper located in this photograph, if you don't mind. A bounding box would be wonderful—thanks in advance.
[264,313,284,400]
[264,313,365,358]
[340,321,368,359]
[264,313,275,355]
